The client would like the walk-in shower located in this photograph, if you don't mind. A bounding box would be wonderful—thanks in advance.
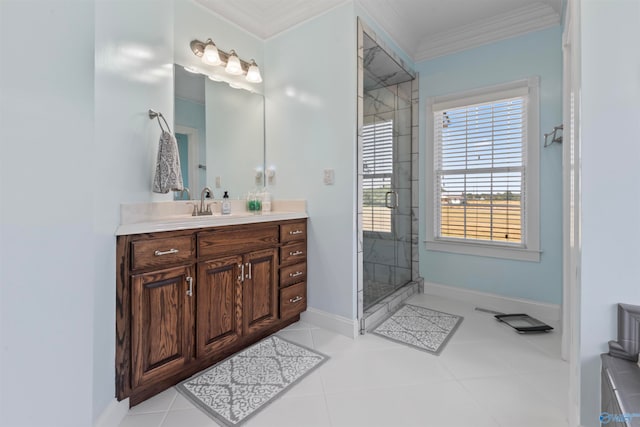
[357,21,418,319]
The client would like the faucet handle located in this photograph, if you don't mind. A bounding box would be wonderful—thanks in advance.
[186,202,198,216]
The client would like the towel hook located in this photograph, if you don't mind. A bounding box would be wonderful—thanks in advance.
[148,109,172,133]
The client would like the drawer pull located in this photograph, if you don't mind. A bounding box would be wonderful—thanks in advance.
[154,248,179,256]
[288,230,303,235]
[289,296,303,303]
[289,271,304,278]
[289,250,304,256]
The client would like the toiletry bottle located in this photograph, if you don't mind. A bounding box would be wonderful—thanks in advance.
[248,188,261,214]
[261,188,271,213]
[254,188,262,214]
[222,191,231,215]
[246,190,255,212]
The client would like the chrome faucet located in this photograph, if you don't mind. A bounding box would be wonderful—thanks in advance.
[194,187,213,216]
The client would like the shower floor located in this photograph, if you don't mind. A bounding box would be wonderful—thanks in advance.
[364,280,408,310]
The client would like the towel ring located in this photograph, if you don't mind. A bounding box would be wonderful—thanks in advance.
[148,109,172,133]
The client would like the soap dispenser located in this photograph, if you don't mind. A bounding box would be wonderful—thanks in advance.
[222,191,231,215]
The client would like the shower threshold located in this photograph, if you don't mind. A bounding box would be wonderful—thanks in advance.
[360,278,424,334]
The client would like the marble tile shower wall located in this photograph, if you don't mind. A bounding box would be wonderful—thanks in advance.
[363,81,413,289]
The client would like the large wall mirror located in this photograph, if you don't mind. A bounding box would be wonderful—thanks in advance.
[174,64,265,201]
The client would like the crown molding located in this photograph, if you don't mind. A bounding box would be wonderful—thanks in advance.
[194,0,348,40]
[414,2,560,62]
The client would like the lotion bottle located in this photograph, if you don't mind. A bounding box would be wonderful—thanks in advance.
[222,191,231,215]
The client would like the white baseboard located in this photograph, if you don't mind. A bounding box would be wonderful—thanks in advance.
[301,307,358,338]
[94,398,129,427]
[423,281,561,323]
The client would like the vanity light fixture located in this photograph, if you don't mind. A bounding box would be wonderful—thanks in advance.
[202,39,222,66]
[190,38,262,84]
[245,60,263,83]
[225,50,243,75]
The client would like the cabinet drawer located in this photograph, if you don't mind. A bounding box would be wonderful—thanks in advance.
[280,242,306,266]
[280,221,307,244]
[280,262,306,287]
[280,282,306,319]
[131,236,195,270]
[198,225,278,259]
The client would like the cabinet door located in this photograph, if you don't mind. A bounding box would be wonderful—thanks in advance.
[131,265,194,388]
[243,248,278,335]
[197,255,243,358]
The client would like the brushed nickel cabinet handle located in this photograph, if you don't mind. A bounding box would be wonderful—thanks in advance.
[289,296,303,303]
[247,262,252,280]
[289,250,304,256]
[186,276,193,297]
[288,230,303,235]
[154,248,179,256]
[289,271,303,278]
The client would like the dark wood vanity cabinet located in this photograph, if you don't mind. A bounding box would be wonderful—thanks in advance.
[279,220,308,318]
[131,265,194,389]
[116,219,307,405]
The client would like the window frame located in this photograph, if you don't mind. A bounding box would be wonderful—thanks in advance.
[425,77,541,262]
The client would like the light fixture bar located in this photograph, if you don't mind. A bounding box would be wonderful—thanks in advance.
[190,39,256,76]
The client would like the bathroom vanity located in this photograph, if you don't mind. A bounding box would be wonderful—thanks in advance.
[114,205,307,405]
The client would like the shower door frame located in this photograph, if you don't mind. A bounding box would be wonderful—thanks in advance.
[356,18,420,326]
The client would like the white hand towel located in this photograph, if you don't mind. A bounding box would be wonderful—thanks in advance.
[153,130,184,193]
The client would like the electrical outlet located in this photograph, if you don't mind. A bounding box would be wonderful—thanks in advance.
[323,169,335,185]
[215,176,221,188]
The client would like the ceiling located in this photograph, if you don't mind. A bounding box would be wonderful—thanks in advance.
[194,0,562,61]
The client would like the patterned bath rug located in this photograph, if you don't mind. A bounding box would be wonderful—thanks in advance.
[176,335,328,426]
[371,304,463,355]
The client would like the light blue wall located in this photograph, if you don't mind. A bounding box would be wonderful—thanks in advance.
[1,2,96,425]
[93,2,174,423]
[265,3,358,319]
[579,1,640,425]
[416,27,563,304]
[175,97,206,189]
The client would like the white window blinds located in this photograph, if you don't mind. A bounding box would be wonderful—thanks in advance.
[434,95,527,245]
[363,120,393,232]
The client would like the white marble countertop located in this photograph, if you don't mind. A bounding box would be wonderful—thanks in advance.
[115,200,307,236]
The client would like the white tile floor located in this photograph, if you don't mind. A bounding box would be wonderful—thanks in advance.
[118,294,569,427]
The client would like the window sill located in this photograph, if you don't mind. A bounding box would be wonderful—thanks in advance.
[425,239,541,262]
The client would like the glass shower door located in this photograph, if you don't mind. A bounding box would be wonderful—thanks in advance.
[362,80,413,310]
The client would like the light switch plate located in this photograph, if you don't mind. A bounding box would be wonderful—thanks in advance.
[215,176,221,188]
[323,169,335,185]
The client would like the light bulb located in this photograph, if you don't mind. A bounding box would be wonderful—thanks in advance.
[225,50,243,75]
[202,41,222,66]
[245,60,262,83]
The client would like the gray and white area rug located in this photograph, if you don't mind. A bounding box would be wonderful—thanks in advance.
[176,335,328,426]
[372,304,463,355]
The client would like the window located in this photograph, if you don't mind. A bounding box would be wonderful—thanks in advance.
[426,78,540,261]
[363,120,393,232]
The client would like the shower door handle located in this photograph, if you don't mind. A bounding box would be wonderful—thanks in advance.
[385,191,399,209]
